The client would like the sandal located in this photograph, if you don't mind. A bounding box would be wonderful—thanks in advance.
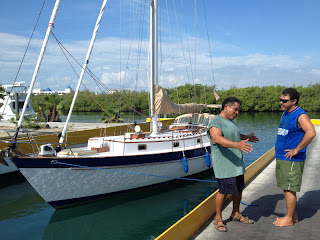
[213,218,228,232]
[230,214,254,224]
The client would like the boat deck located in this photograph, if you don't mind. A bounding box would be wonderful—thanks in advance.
[192,125,320,240]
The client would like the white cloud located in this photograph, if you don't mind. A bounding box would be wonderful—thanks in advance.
[310,69,320,75]
[1,31,319,93]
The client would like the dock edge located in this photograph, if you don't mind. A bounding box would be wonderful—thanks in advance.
[155,147,275,240]
[155,119,320,240]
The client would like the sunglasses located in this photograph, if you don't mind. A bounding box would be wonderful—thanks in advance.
[279,98,290,103]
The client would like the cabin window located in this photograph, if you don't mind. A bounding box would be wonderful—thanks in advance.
[173,142,179,147]
[197,138,201,143]
[138,144,147,150]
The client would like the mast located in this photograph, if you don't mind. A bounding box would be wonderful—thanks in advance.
[11,0,61,147]
[58,0,109,146]
[150,0,159,135]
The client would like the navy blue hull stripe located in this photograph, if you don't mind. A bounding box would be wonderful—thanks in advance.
[12,147,211,168]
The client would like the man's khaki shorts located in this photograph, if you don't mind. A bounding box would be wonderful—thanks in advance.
[276,159,305,192]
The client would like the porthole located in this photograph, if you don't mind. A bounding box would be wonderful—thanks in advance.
[173,142,180,147]
[138,144,147,150]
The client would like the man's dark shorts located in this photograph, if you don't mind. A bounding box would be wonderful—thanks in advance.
[217,175,245,195]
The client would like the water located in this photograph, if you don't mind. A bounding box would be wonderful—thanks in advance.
[1,112,319,240]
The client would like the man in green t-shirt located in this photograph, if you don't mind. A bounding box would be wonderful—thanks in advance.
[208,97,259,232]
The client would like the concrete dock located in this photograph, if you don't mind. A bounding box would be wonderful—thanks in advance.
[192,125,320,240]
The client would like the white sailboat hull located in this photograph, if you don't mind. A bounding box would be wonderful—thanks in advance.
[19,152,211,207]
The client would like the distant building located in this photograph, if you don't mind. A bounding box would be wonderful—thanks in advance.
[107,89,117,94]
[33,86,73,95]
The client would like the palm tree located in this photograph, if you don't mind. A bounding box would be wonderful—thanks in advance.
[100,109,123,123]
[31,94,68,122]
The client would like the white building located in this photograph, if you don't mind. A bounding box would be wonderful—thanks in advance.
[32,86,73,95]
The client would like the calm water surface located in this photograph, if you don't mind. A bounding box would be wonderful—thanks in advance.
[1,112,319,240]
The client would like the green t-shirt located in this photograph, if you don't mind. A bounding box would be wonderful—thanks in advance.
[207,115,245,179]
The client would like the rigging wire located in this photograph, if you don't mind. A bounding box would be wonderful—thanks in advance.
[172,0,199,112]
[165,0,179,107]
[171,0,192,86]
[202,0,216,101]
[51,160,259,207]
[12,0,47,85]
[131,0,148,123]
[50,32,148,126]
[119,0,122,121]
[121,0,141,91]
[180,0,195,89]
[194,0,197,103]
[51,32,118,123]
[179,0,197,107]
[50,31,155,125]
[119,0,144,125]
[1,0,47,116]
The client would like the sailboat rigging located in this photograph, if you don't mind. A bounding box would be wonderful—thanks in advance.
[10,0,61,148]
[6,0,219,208]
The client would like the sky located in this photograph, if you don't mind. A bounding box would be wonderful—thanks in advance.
[1,0,320,93]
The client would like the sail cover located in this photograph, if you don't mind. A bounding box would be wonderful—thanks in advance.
[154,85,209,114]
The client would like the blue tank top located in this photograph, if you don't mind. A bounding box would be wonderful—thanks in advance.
[275,106,308,161]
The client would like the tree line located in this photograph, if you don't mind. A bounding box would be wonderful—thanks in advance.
[28,83,320,121]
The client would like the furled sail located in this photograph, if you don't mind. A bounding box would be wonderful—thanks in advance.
[154,85,220,114]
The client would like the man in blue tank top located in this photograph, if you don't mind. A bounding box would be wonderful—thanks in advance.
[208,97,259,232]
[273,88,316,227]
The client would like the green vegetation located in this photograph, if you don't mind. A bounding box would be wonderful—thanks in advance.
[31,94,69,122]
[9,113,47,129]
[30,84,320,120]
[100,109,123,123]
[216,84,320,112]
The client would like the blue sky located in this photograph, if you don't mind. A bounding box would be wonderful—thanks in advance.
[1,0,320,92]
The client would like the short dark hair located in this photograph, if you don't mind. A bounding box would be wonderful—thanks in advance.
[221,97,242,110]
[282,88,300,104]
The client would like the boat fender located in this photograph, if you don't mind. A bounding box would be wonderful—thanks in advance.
[206,186,211,198]
[183,199,189,215]
[182,156,188,173]
[205,152,211,168]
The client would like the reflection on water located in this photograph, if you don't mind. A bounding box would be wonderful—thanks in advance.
[0,182,55,240]
[0,182,45,221]
[236,112,280,166]
[42,172,217,240]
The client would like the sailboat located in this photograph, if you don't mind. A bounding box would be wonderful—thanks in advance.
[6,0,219,208]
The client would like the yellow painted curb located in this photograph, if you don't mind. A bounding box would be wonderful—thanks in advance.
[311,119,320,125]
[155,147,275,240]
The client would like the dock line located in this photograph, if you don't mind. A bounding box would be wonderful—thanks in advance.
[53,160,218,183]
[240,200,259,207]
[53,161,257,206]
